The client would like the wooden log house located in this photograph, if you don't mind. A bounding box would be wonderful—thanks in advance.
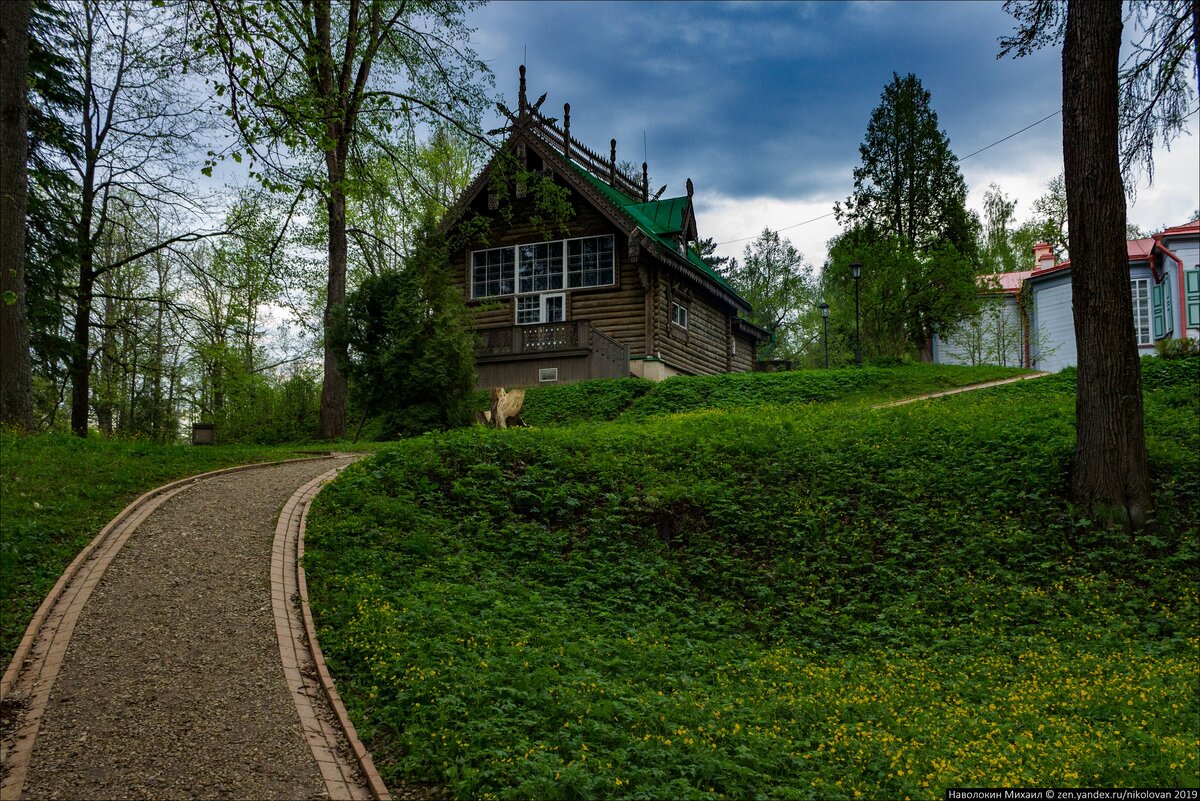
[443,67,768,388]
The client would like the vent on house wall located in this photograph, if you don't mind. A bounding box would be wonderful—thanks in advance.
[539,367,559,382]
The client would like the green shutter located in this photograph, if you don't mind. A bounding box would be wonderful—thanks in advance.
[1162,277,1173,336]
[1186,269,1200,328]
[1152,283,1164,339]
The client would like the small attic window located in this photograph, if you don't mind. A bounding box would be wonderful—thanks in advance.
[672,302,689,329]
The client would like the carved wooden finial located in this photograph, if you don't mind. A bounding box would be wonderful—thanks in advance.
[609,138,617,183]
[518,64,527,112]
[686,177,694,198]
[642,162,649,202]
[563,103,571,157]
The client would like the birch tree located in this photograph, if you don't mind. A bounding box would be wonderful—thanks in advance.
[198,0,490,439]
[62,0,217,436]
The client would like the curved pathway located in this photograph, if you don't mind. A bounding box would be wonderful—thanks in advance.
[0,456,382,800]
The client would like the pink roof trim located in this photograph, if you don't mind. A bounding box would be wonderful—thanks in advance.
[1158,219,1200,237]
[1032,236,1157,277]
[977,270,1034,294]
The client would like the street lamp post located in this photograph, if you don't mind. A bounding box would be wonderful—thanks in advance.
[851,261,862,366]
[819,302,830,369]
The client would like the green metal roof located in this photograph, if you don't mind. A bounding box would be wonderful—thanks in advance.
[566,160,743,303]
[627,196,688,235]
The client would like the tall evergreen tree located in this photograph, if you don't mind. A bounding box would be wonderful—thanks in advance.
[834,73,981,359]
[837,73,977,255]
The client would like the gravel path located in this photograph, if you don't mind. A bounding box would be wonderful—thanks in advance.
[19,457,357,800]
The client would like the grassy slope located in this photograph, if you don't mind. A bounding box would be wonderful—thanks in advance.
[0,433,377,665]
[305,361,1198,799]
[513,364,1030,427]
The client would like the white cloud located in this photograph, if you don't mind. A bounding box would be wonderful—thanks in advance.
[695,193,844,268]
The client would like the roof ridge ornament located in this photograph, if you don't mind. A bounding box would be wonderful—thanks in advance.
[563,103,571,158]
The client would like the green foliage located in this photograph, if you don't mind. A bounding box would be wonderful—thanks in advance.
[823,230,982,360]
[0,432,345,666]
[722,229,818,361]
[208,364,322,444]
[336,230,476,439]
[1155,337,1200,360]
[1141,354,1200,387]
[516,378,655,427]
[304,364,1197,797]
[618,364,1027,421]
[836,72,977,257]
[829,72,982,358]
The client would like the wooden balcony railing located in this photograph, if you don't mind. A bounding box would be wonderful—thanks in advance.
[477,321,628,368]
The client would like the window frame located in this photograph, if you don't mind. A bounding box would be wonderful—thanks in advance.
[671,301,689,329]
[471,234,615,300]
[470,246,515,300]
[515,292,566,326]
[1131,277,1152,346]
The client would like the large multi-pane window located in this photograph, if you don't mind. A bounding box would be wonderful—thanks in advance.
[472,235,614,298]
[567,236,615,288]
[471,247,515,298]
[1131,278,1151,345]
[518,242,565,293]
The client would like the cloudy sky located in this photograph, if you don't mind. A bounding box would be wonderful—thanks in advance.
[466,0,1199,268]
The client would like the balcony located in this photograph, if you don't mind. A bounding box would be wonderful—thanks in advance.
[474,321,630,387]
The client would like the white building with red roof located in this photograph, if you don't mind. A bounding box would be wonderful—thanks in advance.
[933,218,1200,372]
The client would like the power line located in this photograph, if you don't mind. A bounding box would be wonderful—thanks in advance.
[714,107,1065,246]
[958,108,1061,161]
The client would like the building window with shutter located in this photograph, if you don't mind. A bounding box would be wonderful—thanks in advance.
[1186,268,1200,328]
[1132,278,1152,345]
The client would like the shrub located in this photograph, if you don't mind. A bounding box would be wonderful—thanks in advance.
[1154,337,1200,359]
[335,228,476,439]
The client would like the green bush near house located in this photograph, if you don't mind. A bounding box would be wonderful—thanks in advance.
[304,360,1199,798]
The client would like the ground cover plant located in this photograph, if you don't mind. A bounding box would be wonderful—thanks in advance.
[0,432,376,665]
[499,364,1029,428]
[304,359,1197,799]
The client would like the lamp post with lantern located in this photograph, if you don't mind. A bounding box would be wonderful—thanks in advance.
[819,302,830,368]
[851,261,862,366]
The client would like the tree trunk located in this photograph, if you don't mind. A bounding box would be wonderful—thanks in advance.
[0,0,35,432]
[1063,0,1152,529]
[319,177,349,440]
[69,269,94,436]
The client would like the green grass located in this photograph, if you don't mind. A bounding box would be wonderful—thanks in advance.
[0,432,380,666]
[492,364,1031,428]
[304,359,1199,799]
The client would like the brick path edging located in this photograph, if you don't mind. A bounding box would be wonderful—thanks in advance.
[275,465,392,801]
[0,455,339,801]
